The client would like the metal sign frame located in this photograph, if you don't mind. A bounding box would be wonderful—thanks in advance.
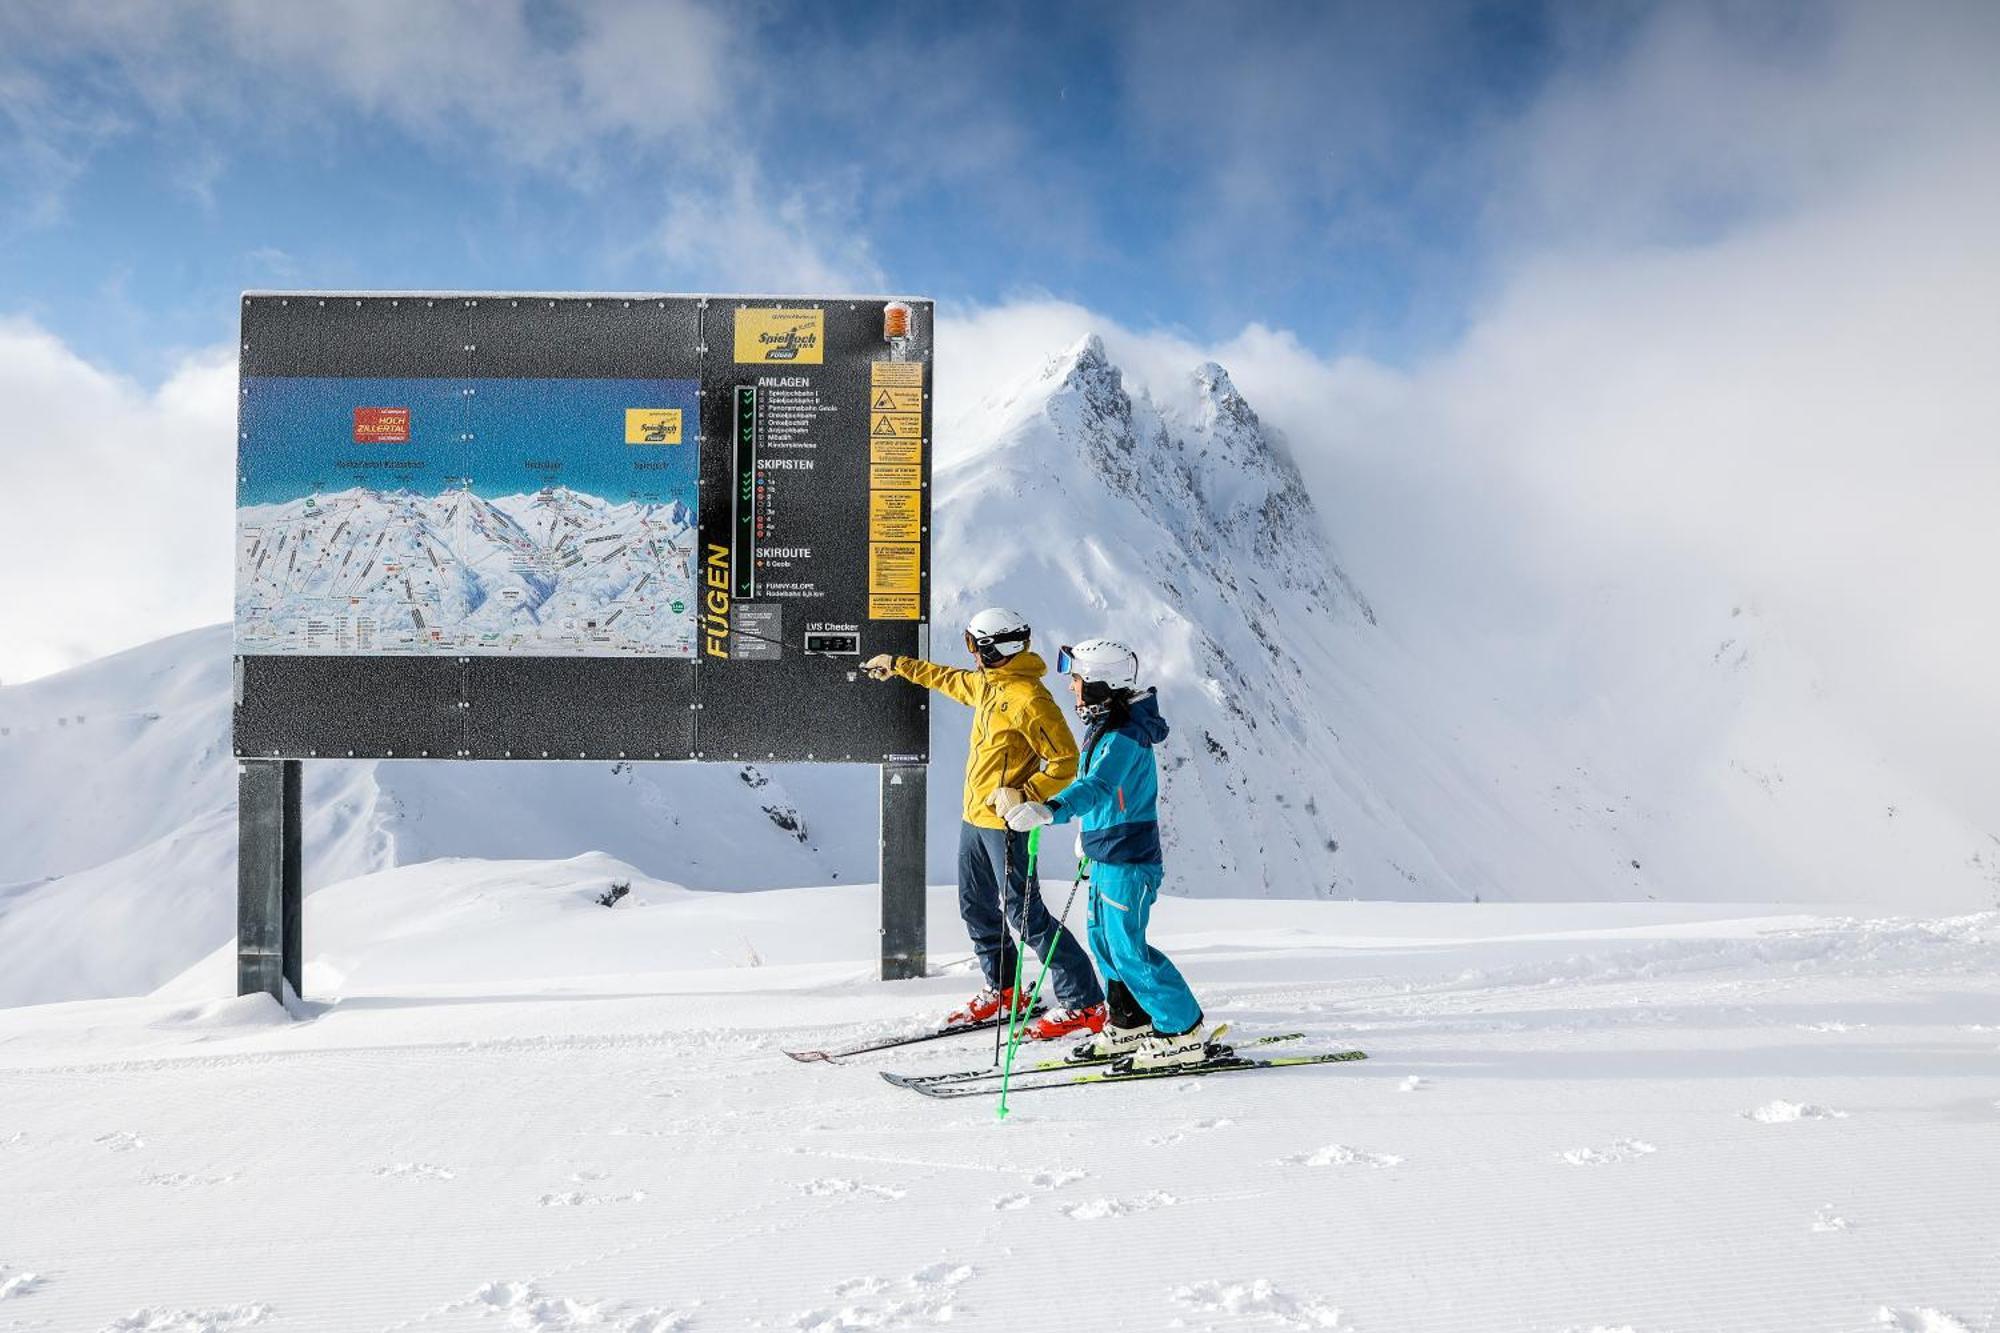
[232,292,933,998]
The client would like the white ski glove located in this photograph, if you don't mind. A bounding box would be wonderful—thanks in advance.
[862,653,896,681]
[1005,800,1054,832]
[988,786,1026,817]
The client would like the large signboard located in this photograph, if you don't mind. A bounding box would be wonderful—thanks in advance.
[232,294,931,764]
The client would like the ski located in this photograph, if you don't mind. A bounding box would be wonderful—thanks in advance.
[894,1048,1368,1099]
[784,1008,1044,1064]
[880,1029,1306,1089]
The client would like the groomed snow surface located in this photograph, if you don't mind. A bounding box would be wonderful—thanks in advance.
[2,855,1996,1332]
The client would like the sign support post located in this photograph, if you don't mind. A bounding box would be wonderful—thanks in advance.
[879,763,927,980]
[237,758,303,1002]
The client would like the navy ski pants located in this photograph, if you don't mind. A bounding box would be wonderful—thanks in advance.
[956,821,1103,1010]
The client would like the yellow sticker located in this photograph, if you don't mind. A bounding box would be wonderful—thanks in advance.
[870,386,922,413]
[869,490,922,542]
[734,307,824,365]
[624,408,683,445]
[870,412,922,440]
[869,592,921,620]
[870,361,923,388]
[870,435,922,466]
[870,461,921,489]
[869,542,922,593]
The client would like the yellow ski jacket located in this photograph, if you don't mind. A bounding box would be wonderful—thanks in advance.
[888,650,1079,828]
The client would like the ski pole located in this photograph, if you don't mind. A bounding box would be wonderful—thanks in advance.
[998,840,1089,1120]
[994,827,1015,1068]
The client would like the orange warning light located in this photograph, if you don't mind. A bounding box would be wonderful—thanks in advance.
[883,302,911,341]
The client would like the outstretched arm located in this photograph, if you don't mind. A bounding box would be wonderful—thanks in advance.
[874,655,982,709]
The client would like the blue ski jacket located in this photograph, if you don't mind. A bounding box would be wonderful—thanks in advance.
[1046,689,1169,866]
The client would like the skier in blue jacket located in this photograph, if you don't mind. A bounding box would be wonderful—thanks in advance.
[993,638,1210,1070]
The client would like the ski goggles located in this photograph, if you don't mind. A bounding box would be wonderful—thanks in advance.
[1055,644,1078,675]
[966,629,1026,655]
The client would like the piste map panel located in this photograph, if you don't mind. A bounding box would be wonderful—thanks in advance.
[233,293,931,764]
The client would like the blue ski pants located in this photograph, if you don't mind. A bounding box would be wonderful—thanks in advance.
[1086,861,1202,1036]
[956,822,1104,1010]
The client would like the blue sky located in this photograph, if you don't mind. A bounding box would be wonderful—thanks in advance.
[3,0,1997,820]
[0,2,1595,383]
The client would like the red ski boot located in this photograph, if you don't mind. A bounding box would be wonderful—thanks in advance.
[1024,1003,1106,1041]
[944,987,1035,1027]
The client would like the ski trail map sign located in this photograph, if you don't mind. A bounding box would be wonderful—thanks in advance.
[232,294,932,765]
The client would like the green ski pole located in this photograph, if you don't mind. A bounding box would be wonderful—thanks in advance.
[999,833,1091,1120]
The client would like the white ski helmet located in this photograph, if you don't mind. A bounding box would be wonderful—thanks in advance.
[964,606,1031,666]
[1058,638,1140,691]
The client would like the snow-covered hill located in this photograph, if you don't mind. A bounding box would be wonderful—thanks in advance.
[3,335,1996,1008]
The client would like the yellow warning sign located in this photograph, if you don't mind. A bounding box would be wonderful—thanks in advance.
[624,408,684,445]
[870,435,921,466]
[870,592,921,620]
[870,386,922,413]
[871,461,921,490]
[870,361,923,388]
[734,307,824,365]
[869,490,922,542]
[871,412,922,441]
[869,542,922,594]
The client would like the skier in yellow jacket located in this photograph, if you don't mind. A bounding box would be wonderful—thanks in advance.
[863,607,1107,1039]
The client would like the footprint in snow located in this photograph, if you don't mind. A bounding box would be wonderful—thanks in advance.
[1171,1278,1345,1329]
[992,1193,1031,1211]
[1149,1116,1235,1146]
[375,1163,455,1181]
[1875,1307,1973,1332]
[1282,1144,1403,1168]
[539,1188,648,1207]
[1029,1169,1085,1189]
[469,1279,693,1331]
[1061,1191,1177,1221]
[1746,1100,1847,1124]
[1399,1076,1427,1093]
[1561,1139,1656,1166]
[794,1262,973,1332]
[0,1265,44,1300]
[798,1178,906,1201]
[1811,1205,1851,1232]
[95,1131,144,1153]
[99,1304,272,1331]
[145,1170,240,1188]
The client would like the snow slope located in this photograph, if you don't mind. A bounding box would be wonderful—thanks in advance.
[0,859,1994,1332]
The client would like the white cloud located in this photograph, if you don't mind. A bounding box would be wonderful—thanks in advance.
[0,321,235,683]
[940,5,2000,827]
[652,165,883,295]
[0,0,736,194]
